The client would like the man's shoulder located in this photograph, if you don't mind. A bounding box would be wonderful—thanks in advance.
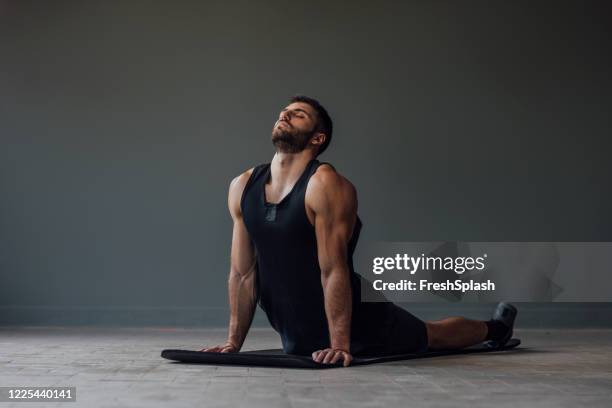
[310,162,356,194]
[231,167,254,189]
[228,165,261,205]
[230,162,267,191]
[307,162,357,210]
[228,165,262,215]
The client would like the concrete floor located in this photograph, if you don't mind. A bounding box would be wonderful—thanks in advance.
[0,327,611,408]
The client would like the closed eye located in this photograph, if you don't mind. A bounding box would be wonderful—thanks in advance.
[280,108,310,119]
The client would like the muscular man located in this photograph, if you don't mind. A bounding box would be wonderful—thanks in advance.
[201,95,517,366]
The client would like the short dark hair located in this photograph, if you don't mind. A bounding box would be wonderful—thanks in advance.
[289,95,333,157]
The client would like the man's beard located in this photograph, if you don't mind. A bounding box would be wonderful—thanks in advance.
[271,125,317,154]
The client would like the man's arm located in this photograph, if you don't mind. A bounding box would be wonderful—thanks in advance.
[201,170,258,352]
[307,165,358,366]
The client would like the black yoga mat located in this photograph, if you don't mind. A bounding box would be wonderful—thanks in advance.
[161,338,520,369]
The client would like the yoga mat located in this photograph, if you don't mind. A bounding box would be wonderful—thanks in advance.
[161,338,521,369]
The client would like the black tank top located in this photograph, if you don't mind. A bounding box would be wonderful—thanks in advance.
[240,158,396,355]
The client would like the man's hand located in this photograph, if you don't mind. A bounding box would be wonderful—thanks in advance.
[312,348,353,367]
[199,341,239,353]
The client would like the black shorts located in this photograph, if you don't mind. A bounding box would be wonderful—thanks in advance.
[350,302,429,356]
[386,304,429,354]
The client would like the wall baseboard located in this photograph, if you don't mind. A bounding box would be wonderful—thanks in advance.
[1,303,611,328]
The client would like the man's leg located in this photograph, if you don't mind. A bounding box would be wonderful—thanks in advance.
[426,317,487,350]
[425,303,517,350]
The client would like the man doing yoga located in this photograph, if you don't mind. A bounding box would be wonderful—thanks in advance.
[201,95,517,366]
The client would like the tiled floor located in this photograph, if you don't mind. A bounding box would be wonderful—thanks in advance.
[0,327,611,407]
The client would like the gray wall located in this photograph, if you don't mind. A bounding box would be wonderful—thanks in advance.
[1,0,611,327]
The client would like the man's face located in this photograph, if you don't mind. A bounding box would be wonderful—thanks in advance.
[271,102,319,153]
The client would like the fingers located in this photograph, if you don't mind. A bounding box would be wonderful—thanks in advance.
[329,350,344,364]
[329,350,351,366]
[200,344,237,353]
[311,349,352,367]
[323,350,336,364]
[200,346,221,352]
[312,350,331,363]
[342,352,353,367]
[327,351,339,364]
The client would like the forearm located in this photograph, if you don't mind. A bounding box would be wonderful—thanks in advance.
[227,269,257,349]
[321,267,352,350]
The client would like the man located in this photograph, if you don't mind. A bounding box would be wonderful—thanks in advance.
[201,95,517,366]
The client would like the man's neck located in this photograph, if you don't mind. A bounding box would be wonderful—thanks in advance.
[269,151,315,185]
